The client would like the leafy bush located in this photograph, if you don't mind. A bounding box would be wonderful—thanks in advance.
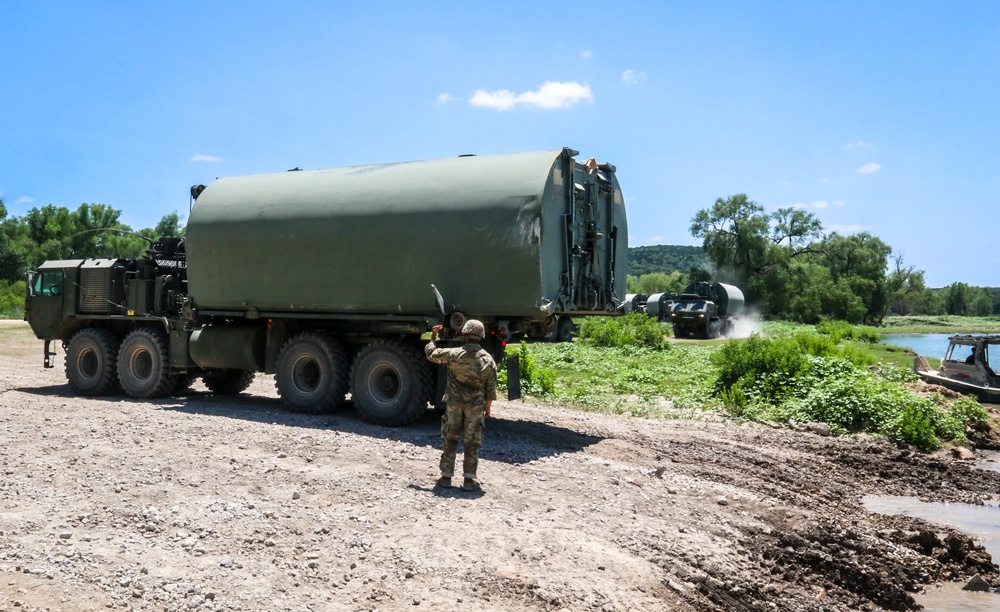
[713,333,988,450]
[497,341,555,397]
[815,320,880,344]
[712,334,809,403]
[0,280,25,318]
[578,313,669,350]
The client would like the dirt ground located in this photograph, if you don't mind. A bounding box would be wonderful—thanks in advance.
[1,320,999,612]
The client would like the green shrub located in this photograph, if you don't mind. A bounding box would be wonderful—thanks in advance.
[713,333,986,450]
[0,280,25,318]
[815,320,880,344]
[712,334,809,402]
[578,313,668,350]
[497,341,555,397]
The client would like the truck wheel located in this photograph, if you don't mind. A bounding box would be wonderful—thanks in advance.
[554,316,575,342]
[204,370,255,395]
[671,324,682,339]
[275,332,348,414]
[66,328,120,396]
[707,320,722,339]
[350,341,432,426]
[118,328,177,399]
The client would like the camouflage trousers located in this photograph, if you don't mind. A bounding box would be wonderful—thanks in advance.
[439,401,486,479]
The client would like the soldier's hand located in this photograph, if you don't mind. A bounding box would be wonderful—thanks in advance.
[430,324,443,341]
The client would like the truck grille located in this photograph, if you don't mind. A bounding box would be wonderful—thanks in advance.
[79,267,112,314]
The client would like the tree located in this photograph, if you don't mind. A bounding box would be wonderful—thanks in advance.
[969,287,994,316]
[690,194,771,283]
[626,271,688,295]
[944,282,970,315]
[154,212,186,238]
[819,233,891,323]
[691,194,825,309]
[882,254,925,320]
[0,198,26,281]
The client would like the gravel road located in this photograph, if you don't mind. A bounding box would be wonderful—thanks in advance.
[1,321,998,611]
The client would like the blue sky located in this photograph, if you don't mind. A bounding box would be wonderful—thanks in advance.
[1,1,997,287]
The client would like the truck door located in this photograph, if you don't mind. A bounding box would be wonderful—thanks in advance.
[25,270,67,339]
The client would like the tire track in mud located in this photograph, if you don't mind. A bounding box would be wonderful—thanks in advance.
[578,421,1000,610]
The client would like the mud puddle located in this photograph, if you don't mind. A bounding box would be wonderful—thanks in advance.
[864,495,1000,611]
[977,450,1000,473]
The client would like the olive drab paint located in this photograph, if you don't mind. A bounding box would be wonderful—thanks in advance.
[185,148,627,318]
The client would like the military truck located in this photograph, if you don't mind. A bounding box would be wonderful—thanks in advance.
[644,292,679,322]
[622,293,647,314]
[668,281,744,339]
[24,148,628,426]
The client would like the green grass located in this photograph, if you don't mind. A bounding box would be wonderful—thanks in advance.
[503,315,989,451]
[880,315,1000,334]
[519,340,722,419]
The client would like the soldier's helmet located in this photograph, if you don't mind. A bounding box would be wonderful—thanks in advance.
[461,319,486,341]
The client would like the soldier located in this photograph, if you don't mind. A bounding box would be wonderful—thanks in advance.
[425,319,497,491]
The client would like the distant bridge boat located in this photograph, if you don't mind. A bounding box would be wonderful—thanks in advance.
[914,334,1000,402]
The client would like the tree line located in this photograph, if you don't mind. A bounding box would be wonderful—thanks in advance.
[627,194,998,324]
[0,197,184,283]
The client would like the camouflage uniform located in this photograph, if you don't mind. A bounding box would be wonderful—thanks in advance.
[425,340,497,481]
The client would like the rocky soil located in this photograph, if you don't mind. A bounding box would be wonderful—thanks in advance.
[1,321,999,611]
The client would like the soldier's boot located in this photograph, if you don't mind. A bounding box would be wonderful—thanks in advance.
[436,475,453,488]
[461,477,481,492]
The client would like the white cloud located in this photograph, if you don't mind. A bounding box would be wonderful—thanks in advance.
[818,178,831,185]
[844,141,872,150]
[813,201,829,209]
[858,162,882,174]
[190,154,224,163]
[436,92,454,104]
[580,50,592,59]
[621,69,645,85]
[469,81,593,111]
[15,196,35,204]
[647,235,663,243]
[833,199,846,207]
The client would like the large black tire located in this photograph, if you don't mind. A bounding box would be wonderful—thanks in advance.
[350,341,432,426]
[118,328,177,399]
[275,332,348,414]
[66,328,120,396]
[554,316,575,342]
[204,370,255,395]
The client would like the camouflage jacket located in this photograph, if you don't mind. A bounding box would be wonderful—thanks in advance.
[425,341,498,406]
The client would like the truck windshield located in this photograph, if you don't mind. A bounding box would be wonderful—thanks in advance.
[31,272,63,297]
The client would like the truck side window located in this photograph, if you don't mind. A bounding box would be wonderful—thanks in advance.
[33,272,63,297]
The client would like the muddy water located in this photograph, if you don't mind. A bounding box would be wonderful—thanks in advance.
[978,450,1000,474]
[863,495,1000,611]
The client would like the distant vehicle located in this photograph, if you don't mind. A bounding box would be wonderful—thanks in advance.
[622,293,647,314]
[23,147,628,425]
[914,334,1000,402]
[644,292,679,322]
[669,281,744,339]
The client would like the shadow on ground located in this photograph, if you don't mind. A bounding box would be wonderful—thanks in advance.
[15,384,603,464]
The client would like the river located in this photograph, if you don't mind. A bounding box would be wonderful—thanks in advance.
[880,333,954,359]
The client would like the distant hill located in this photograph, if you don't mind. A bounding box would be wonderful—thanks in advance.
[627,245,711,277]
